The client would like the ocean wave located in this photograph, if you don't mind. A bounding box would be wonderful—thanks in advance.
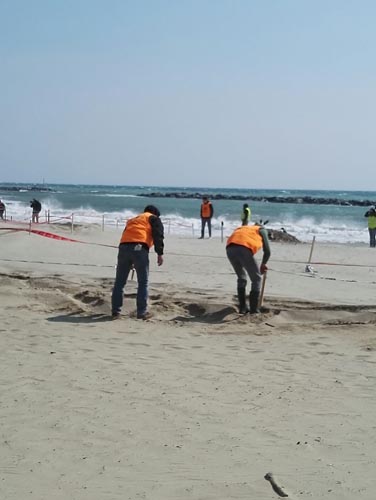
[0,199,369,244]
[3,193,369,244]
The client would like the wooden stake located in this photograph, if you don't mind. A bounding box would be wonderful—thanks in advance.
[259,271,267,308]
[307,235,316,264]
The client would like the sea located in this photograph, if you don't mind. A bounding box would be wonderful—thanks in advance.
[1,183,375,245]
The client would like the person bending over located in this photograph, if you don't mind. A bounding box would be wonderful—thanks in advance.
[111,205,164,320]
[226,224,270,314]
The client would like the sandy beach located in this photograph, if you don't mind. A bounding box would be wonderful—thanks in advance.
[1,223,376,499]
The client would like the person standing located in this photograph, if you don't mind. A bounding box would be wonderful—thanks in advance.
[364,205,376,248]
[30,199,42,223]
[111,205,164,320]
[199,196,213,238]
[226,224,270,314]
[241,203,251,225]
[0,200,5,220]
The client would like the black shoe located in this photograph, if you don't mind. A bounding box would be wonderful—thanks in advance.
[111,312,121,320]
[237,287,249,314]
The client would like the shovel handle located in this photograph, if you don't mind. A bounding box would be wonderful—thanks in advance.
[259,271,267,308]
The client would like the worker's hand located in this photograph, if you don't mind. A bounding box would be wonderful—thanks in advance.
[157,255,164,266]
[260,263,268,274]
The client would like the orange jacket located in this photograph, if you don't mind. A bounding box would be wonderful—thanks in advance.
[120,213,154,248]
[201,201,213,218]
[226,225,263,254]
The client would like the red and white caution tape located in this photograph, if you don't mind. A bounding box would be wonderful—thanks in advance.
[0,227,117,248]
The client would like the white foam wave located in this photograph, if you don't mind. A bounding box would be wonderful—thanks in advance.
[96,194,141,198]
[1,201,369,244]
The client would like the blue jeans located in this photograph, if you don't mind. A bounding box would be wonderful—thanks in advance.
[111,243,149,317]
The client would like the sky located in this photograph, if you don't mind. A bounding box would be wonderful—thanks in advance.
[1,0,376,190]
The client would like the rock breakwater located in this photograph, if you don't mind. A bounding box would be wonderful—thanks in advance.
[141,191,375,207]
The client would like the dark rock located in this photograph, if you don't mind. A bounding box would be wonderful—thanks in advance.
[139,192,376,207]
[0,185,55,192]
[268,229,300,243]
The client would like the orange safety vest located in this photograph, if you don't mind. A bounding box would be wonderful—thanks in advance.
[201,202,212,218]
[120,213,154,248]
[226,225,263,254]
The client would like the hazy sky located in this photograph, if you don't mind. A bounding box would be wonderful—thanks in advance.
[1,1,375,190]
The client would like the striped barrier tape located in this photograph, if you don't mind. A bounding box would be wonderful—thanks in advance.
[2,227,376,268]
[0,227,117,249]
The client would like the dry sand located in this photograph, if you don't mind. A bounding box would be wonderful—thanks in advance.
[1,223,376,499]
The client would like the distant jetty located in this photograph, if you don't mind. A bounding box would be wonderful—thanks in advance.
[140,191,375,207]
[0,185,55,193]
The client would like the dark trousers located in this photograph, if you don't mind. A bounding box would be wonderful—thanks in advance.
[226,244,261,292]
[201,217,212,238]
[112,243,149,316]
[369,228,376,247]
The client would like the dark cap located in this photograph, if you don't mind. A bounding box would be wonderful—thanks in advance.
[144,205,161,217]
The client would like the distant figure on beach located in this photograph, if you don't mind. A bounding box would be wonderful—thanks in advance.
[226,224,270,314]
[0,200,5,220]
[364,205,376,248]
[241,203,251,225]
[30,199,42,223]
[199,196,213,238]
[111,205,164,320]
